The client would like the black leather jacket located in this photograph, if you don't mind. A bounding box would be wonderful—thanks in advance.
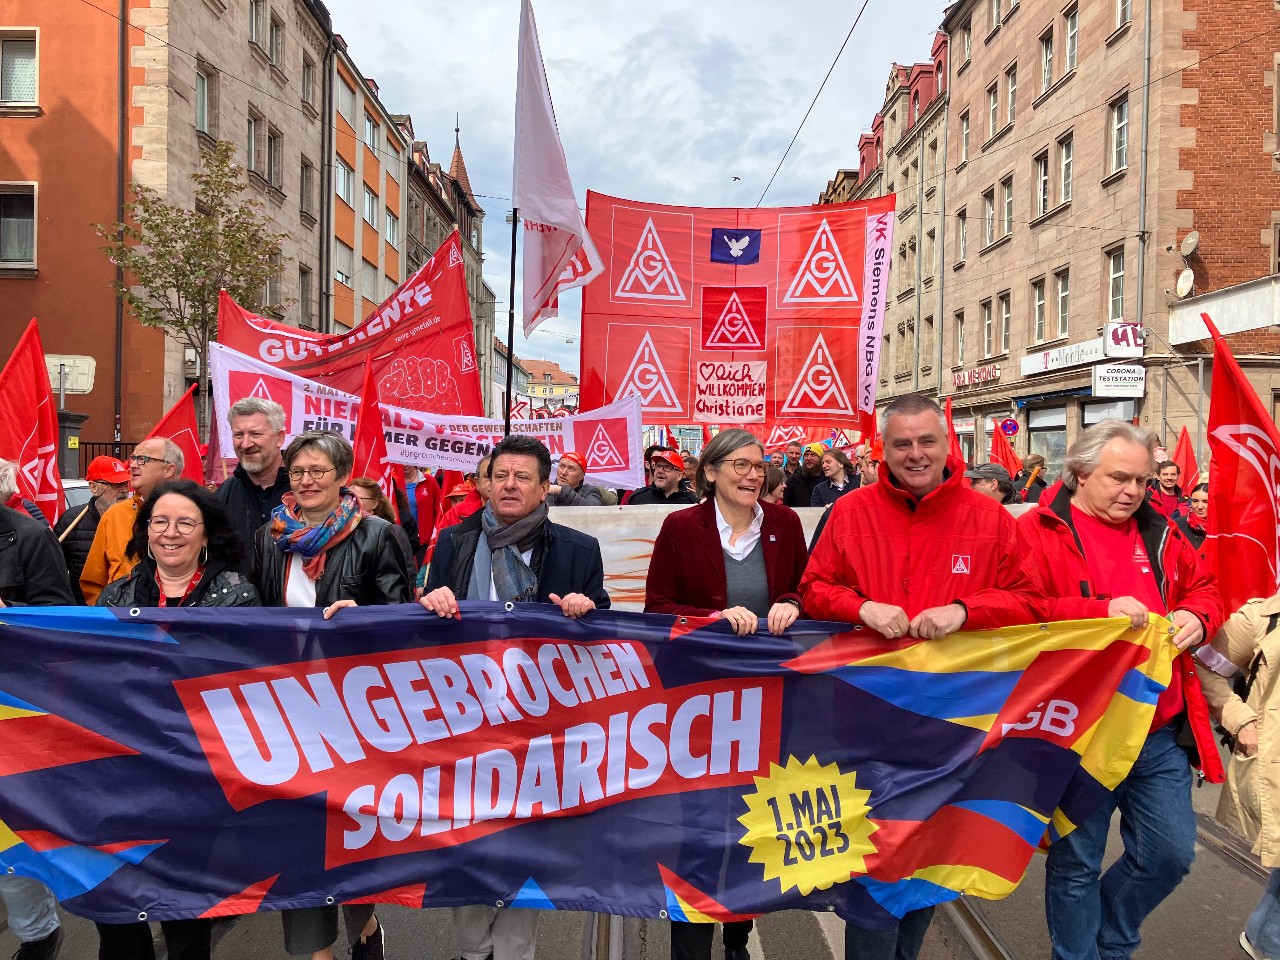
[253,515,413,607]
[98,562,259,608]
[0,504,75,606]
[53,498,103,603]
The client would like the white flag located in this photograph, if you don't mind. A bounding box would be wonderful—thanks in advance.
[512,0,602,336]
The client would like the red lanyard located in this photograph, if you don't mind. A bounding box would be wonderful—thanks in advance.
[156,567,205,608]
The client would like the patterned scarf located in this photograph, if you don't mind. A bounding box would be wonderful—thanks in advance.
[480,501,547,603]
[269,490,362,580]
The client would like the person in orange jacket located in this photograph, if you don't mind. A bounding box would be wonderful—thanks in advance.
[1017,418,1223,960]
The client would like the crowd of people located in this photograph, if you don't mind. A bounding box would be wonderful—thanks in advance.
[0,391,1267,960]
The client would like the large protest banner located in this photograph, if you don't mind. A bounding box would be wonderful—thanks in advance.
[218,232,484,416]
[209,342,646,488]
[579,194,896,437]
[0,605,1169,928]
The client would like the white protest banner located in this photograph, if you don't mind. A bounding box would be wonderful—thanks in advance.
[210,343,645,487]
[694,360,767,423]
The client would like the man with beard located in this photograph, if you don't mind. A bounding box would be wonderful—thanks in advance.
[782,443,824,508]
[217,397,291,566]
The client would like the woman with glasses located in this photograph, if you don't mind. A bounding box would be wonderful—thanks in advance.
[252,431,411,960]
[348,476,418,575]
[95,479,257,960]
[644,428,807,960]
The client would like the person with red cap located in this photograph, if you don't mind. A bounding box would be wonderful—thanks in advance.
[627,449,698,506]
[53,456,132,604]
[548,451,604,506]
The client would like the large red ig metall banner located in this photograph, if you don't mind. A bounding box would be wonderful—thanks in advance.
[579,193,895,436]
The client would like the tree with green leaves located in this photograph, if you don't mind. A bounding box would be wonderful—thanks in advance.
[98,139,291,426]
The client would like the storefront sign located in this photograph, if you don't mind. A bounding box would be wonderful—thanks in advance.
[953,364,1001,388]
[1091,363,1146,398]
[1103,321,1145,358]
[1021,338,1105,376]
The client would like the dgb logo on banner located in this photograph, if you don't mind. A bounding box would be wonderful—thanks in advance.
[572,418,631,472]
[227,370,295,428]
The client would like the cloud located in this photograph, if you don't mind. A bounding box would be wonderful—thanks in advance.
[325,0,949,374]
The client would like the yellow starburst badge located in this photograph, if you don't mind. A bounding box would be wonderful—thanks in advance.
[737,755,877,896]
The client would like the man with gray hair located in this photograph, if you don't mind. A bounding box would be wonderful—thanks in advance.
[217,396,290,563]
[0,460,72,959]
[1019,418,1222,960]
[801,393,1044,960]
[80,436,182,604]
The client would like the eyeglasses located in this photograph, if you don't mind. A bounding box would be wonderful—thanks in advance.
[287,466,337,481]
[718,458,768,477]
[130,454,169,466]
[651,462,678,472]
[148,517,203,534]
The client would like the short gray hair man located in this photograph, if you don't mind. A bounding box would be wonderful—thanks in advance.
[228,396,286,432]
[1061,419,1156,492]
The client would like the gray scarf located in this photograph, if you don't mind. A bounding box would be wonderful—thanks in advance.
[471,501,547,602]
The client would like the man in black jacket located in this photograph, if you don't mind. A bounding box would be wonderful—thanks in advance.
[54,456,131,604]
[783,442,825,508]
[626,450,698,506]
[419,435,608,960]
[0,501,71,959]
[217,397,290,563]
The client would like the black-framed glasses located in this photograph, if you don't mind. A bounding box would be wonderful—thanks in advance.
[287,466,337,481]
[718,458,768,477]
[148,517,203,534]
[129,454,168,466]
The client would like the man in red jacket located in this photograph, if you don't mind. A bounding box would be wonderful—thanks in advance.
[800,394,1044,960]
[1018,419,1223,960]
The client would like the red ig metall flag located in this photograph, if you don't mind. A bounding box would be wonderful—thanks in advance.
[0,320,64,521]
[351,359,400,522]
[1202,312,1280,613]
[512,0,603,334]
[147,383,205,483]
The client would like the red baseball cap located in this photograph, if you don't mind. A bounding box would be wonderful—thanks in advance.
[559,452,587,472]
[85,456,130,484]
[447,480,475,498]
[651,450,685,472]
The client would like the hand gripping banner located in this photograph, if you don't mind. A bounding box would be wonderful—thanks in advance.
[0,606,1170,928]
[578,193,896,437]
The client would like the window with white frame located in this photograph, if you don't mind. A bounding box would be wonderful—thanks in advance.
[1002,177,1013,235]
[262,251,282,310]
[335,240,354,286]
[1065,7,1078,72]
[0,35,36,105]
[363,186,378,226]
[1060,134,1073,201]
[999,292,1011,352]
[1006,65,1017,124]
[960,112,970,163]
[1035,153,1049,216]
[387,142,400,180]
[300,157,314,216]
[988,84,998,137]
[245,110,262,172]
[963,23,972,62]
[364,114,378,148]
[0,185,35,266]
[299,265,314,324]
[195,67,210,134]
[983,190,995,245]
[1055,268,1070,336]
[268,15,283,64]
[361,260,378,303]
[991,0,1002,31]
[1032,278,1046,341]
[957,209,967,262]
[248,0,263,45]
[1110,96,1129,172]
[982,300,993,356]
[266,127,283,187]
[1041,33,1053,93]
[1108,248,1125,321]
[337,78,355,126]
[302,57,316,107]
[956,311,966,363]
[385,210,399,246]
[1116,0,1132,28]
[335,158,354,205]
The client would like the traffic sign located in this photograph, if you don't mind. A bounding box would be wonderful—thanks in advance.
[1000,417,1019,437]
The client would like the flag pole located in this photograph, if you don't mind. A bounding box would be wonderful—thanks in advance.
[505,208,519,437]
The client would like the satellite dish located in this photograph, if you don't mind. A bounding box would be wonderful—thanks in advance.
[1175,268,1195,299]
[1181,232,1200,258]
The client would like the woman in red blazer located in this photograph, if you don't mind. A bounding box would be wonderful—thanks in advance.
[644,427,807,960]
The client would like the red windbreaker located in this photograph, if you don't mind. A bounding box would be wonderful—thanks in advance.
[1018,481,1225,782]
[799,456,1046,629]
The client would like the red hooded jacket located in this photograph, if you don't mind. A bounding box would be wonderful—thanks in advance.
[1018,481,1225,782]
[799,456,1045,629]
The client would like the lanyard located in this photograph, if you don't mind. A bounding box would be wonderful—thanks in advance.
[156,567,205,608]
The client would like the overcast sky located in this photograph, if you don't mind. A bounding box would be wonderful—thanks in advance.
[326,0,949,374]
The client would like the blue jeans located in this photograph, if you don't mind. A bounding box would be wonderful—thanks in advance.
[844,908,935,960]
[1247,870,1280,958]
[1044,722,1195,960]
[0,876,59,942]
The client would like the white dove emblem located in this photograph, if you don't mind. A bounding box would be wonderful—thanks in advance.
[726,235,751,258]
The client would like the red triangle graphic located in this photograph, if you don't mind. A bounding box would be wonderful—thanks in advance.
[668,615,718,642]
[347,882,429,907]
[200,874,281,918]
[0,713,139,776]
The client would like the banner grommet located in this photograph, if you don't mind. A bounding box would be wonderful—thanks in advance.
[496,899,505,907]
[138,912,147,921]
[129,608,141,617]
[505,602,515,613]
[325,896,335,905]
